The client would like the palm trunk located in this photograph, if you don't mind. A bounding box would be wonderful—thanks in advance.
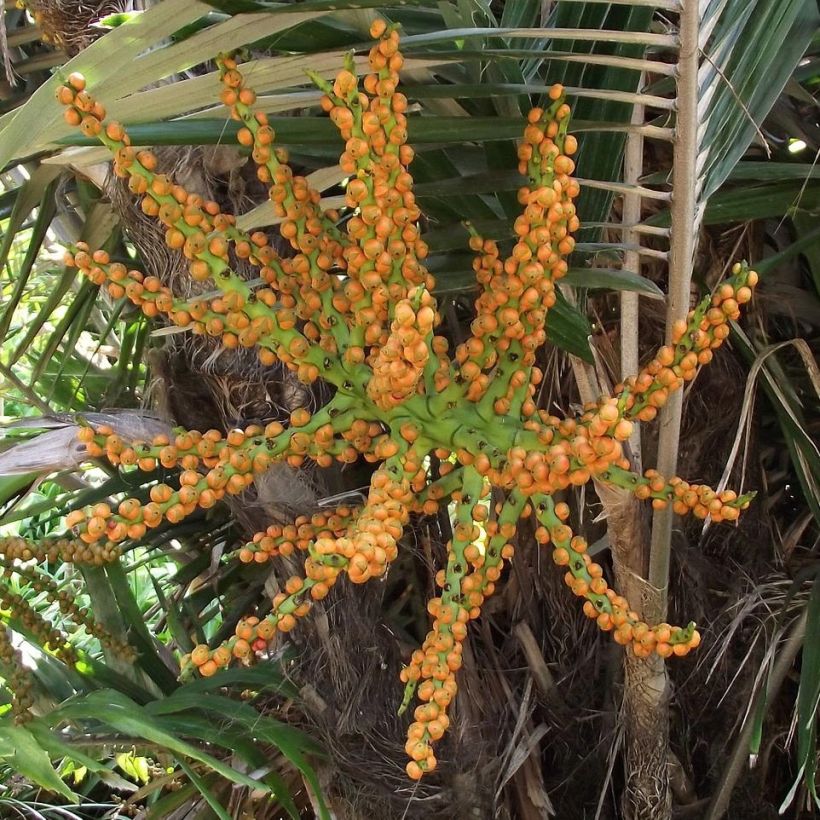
[570,350,672,819]
[602,486,671,819]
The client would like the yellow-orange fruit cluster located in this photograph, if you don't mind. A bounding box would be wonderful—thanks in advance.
[367,291,436,409]
[494,406,632,496]
[186,462,414,677]
[222,54,346,333]
[313,466,412,586]
[400,595,465,778]
[69,424,277,544]
[456,87,579,411]
[65,243,287,363]
[630,468,746,522]
[533,502,700,659]
[238,505,360,563]
[619,264,759,422]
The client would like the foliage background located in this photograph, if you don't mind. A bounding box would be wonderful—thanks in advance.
[0,0,817,818]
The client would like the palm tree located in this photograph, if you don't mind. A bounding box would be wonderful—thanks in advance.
[0,1,817,817]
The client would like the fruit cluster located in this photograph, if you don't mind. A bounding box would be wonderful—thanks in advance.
[0,554,137,718]
[2,563,135,663]
[461,86,579,413]
[0,533,120,565]
[0,580,75,665]
[36,21,759,778]
[0,620,34,723]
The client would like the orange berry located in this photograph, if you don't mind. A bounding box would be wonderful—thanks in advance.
[655,642,673,658]
[212,646,232,666]
[199,659,219,677]
[64,108,82,126]
[67,72,86,91]
[236,621,254,641]
[191,644,210,666]
[232,638,251,658]
[256,620,276,641]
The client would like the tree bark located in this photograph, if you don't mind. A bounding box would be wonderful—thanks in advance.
[621,653,670,819]
[570,347,673,820]
[600,483,671,820]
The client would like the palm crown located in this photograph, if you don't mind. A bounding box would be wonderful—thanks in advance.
[2,19,759,781]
